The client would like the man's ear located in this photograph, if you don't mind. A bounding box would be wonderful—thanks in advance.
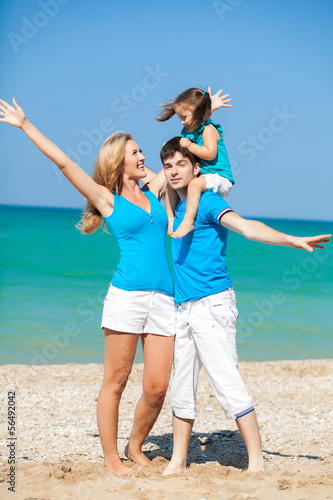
[194,162,201,177]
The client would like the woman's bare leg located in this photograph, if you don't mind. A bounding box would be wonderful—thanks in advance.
[97,329,139,476]
[125,333,174,466]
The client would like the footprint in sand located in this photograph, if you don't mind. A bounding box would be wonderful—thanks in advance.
[278,478,293,490]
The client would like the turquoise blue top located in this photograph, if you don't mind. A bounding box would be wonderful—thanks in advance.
[181,118,234,184]
[172,191,233,304]
[103,188,174,296]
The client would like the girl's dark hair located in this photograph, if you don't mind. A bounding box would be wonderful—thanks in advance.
[156,88,211,131]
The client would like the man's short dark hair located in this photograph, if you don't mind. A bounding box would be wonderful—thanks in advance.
[160,137,199,167]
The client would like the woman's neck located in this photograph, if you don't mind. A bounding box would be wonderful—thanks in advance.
[121,178,142,197]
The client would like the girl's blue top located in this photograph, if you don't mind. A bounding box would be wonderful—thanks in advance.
[102,188,174,296]
[181,118,234,184]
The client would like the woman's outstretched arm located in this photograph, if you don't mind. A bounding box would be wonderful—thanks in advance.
[0,98,114,216]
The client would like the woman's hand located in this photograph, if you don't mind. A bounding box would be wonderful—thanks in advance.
[208,87,232,112]
[0,98,26,128]
[0,97,114,215]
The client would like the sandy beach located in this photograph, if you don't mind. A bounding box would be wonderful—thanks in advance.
[0,359,332,499]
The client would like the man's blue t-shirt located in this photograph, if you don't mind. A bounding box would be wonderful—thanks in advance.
[172,191,233,304]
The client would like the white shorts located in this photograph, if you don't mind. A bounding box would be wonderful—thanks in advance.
[101,284,175,336]
[204,173,233,198]
[170,287,254,420]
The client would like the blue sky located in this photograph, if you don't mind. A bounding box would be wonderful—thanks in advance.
[0,0,332,220]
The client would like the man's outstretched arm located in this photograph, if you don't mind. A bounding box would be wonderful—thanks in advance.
[220,212,331,253]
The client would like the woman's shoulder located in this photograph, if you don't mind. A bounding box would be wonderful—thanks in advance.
[142,184,160,203]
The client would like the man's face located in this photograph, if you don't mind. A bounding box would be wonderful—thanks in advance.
[163,152,200,190]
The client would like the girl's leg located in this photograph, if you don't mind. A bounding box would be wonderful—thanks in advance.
[125,333,174,466]
[97,328,139,476]
[165,184,179,235]
[172,176,207,238]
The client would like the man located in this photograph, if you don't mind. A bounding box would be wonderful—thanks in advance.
[160,137,331,474]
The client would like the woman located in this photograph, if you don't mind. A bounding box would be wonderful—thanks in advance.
[0,97,175,477]
[0,89,229,476]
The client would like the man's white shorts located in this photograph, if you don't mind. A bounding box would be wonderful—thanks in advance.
[101,284,176,336]
[204,173,233,198]
[170,287,254,420]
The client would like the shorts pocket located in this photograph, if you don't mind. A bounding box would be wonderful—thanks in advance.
[210,303,229,328]
[210,301,238,344]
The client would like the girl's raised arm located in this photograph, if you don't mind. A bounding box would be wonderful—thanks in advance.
[0,98,114,216]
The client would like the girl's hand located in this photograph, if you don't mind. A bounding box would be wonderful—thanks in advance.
[0,98,26,128]
[208,87,232,112]
[180,137,192,149]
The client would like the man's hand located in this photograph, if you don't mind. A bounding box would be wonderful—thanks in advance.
[0,98,26,128]
[208,86,232,113]
[290,234,332,252]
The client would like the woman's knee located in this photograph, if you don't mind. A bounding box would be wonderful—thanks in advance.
[143,380,169,403]
[102,372,130,397]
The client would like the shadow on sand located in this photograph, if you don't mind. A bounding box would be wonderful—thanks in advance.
[139,430,325,469]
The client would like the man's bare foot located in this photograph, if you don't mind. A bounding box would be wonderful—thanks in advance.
[171,220,194,238]
[104,459,131,477]
[124,443,154,468]
[163,459,186,476]
[247,458,266,472]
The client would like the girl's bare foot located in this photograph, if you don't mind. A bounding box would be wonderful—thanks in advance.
[172,220,194,238]
[124,443,155,468]
[167,222,174,236]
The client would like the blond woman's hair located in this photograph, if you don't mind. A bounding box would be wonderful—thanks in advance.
[76,131,132,234]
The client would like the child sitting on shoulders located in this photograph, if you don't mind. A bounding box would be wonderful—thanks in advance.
[157,87,234,238]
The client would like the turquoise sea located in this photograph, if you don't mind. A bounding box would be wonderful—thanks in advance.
[0,206,332,365]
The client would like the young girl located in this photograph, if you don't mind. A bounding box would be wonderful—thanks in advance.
[156,87,234,238]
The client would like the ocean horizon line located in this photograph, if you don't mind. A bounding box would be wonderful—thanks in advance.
[1,204,332,224]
